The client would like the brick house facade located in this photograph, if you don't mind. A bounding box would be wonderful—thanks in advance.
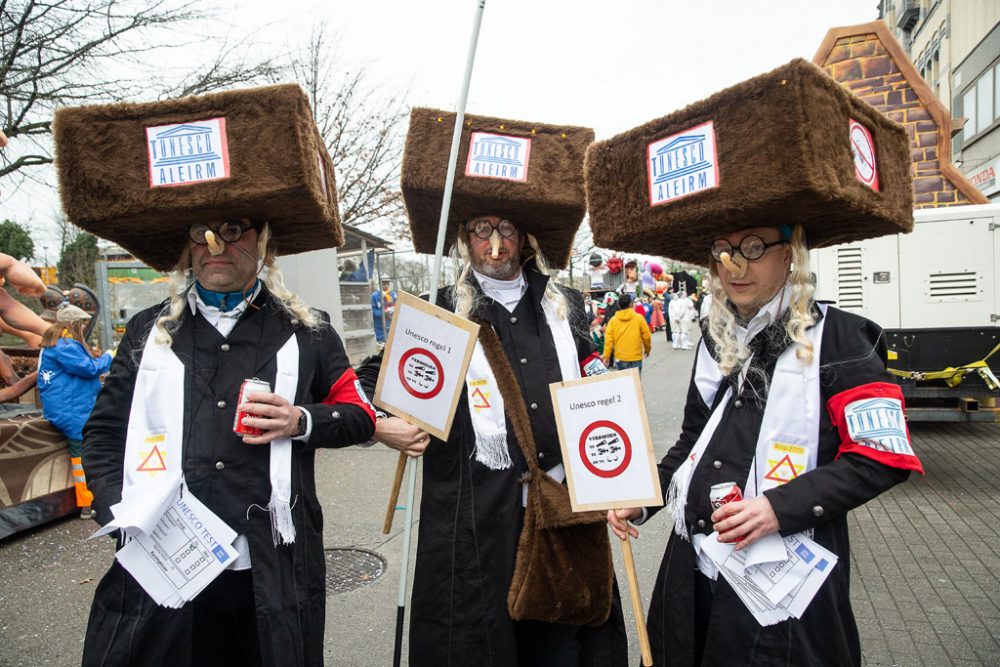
[814,20,987,208]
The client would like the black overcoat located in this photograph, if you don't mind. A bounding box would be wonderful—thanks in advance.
[81,288,375,667]
[645,306,911,666]
[357,267,628,666]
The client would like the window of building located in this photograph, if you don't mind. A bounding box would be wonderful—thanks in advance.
[977,71,993,134]
[995,65,1000,124]
[961,61,1000,143]
[964,87,977,139]
[932,49,940,98]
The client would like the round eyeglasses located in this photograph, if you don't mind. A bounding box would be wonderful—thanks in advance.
[710,235,788,263]
[467,218,517,240]
[189,220,255,245]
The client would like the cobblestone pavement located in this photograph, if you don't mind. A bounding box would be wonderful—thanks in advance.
[1,331,998,665]
[852,421,1000,667]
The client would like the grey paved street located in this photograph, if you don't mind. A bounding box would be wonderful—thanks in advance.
[1,329,999,666]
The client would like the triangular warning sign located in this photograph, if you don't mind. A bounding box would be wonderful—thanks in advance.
[137,445,167,473]
[763,454,800,484]
[471,387,491,410]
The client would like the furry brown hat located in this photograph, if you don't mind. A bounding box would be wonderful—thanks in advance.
[585,59,913,267]
[53,84,342,272]
[401,108,594,268]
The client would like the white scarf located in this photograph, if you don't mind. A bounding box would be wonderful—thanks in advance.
[120,324,300,546]
[465,288,578,470]
[666,301,827,539]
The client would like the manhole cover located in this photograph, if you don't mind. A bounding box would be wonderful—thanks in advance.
[325,548,386,595]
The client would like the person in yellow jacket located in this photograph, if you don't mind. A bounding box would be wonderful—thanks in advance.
[602,293,652,373]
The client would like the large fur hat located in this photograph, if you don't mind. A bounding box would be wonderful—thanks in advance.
[401,108,594,268]
[53,84,342,272]
[585,59,913,267]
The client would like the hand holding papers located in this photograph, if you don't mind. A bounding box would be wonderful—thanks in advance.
[92,483,240,608]
[700,530,838,626]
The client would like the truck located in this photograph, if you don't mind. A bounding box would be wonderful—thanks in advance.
[811,202,1000,422]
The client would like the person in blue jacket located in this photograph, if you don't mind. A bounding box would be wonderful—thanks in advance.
[37,304,113,519]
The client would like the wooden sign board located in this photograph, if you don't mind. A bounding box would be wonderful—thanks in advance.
[550,369,663,512]
[373,291,479,441]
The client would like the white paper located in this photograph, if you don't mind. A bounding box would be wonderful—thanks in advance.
[743,532,786,568]
[552,370,660,508]
[379,299,476,435]
[776,534,838,618]
[113,487,240,608]
[90,476,180,538]
[701,531,839,626]
[702,534,791,626]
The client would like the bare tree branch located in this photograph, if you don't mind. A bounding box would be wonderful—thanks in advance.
[0,0,279,181]
[288,22,408,236]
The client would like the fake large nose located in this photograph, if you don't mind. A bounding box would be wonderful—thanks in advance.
[719,252,748,280]
[489,229,502,259]
[205,230,226,256]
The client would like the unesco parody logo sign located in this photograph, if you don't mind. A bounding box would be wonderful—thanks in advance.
[646,120,719,206]
[146,118,231,188]
[465,132,531,182]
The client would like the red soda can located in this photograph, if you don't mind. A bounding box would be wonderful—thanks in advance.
[233,378,271,436]
[709,482,743,510]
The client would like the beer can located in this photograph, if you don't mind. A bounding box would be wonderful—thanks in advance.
[709,482,743,510]
[233,378,271,436]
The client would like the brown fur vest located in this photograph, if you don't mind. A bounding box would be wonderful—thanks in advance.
[473,320,613,626]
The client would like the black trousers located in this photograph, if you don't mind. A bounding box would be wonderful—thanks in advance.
[516,620,584,667]
[191,569,262,667]
[693,570,716,667]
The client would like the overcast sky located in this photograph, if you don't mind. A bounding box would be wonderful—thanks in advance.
[9,0,884,259]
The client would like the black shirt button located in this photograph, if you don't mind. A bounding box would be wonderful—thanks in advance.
[520,358,528,365]
[217,400,227,409]
[538,452,545,460]
[734,399,743,408]
[215,461,225,471]
[510,316,518,324]
[220,343,230,352]
[696,519,706,528]
[530,403,538,410]
[713,460,722,469]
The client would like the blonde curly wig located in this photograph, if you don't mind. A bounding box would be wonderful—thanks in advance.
[450,225,568,321]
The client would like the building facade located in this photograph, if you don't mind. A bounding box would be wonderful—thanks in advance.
[879,0,1000,200]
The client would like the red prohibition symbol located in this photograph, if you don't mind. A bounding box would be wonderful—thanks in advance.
[578,419,632,478]
[398,348,444,399]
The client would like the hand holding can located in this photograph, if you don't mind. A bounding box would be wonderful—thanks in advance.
[233,378,271,438]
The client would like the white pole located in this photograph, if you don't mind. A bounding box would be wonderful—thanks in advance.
[393,2,487,665]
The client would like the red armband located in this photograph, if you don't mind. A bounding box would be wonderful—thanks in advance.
[580,351,609,376]
[827,382,923,474]
[323,368,377,424]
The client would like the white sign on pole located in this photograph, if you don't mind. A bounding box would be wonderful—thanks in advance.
[374,291,479,441]
[550,369,663,512]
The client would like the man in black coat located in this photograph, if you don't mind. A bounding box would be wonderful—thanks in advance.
[358,216,627,666]
[609,225,923,665]
[81,219,376,667]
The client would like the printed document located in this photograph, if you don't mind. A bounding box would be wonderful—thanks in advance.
[701,531,838,626]
[96,485,239,608]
